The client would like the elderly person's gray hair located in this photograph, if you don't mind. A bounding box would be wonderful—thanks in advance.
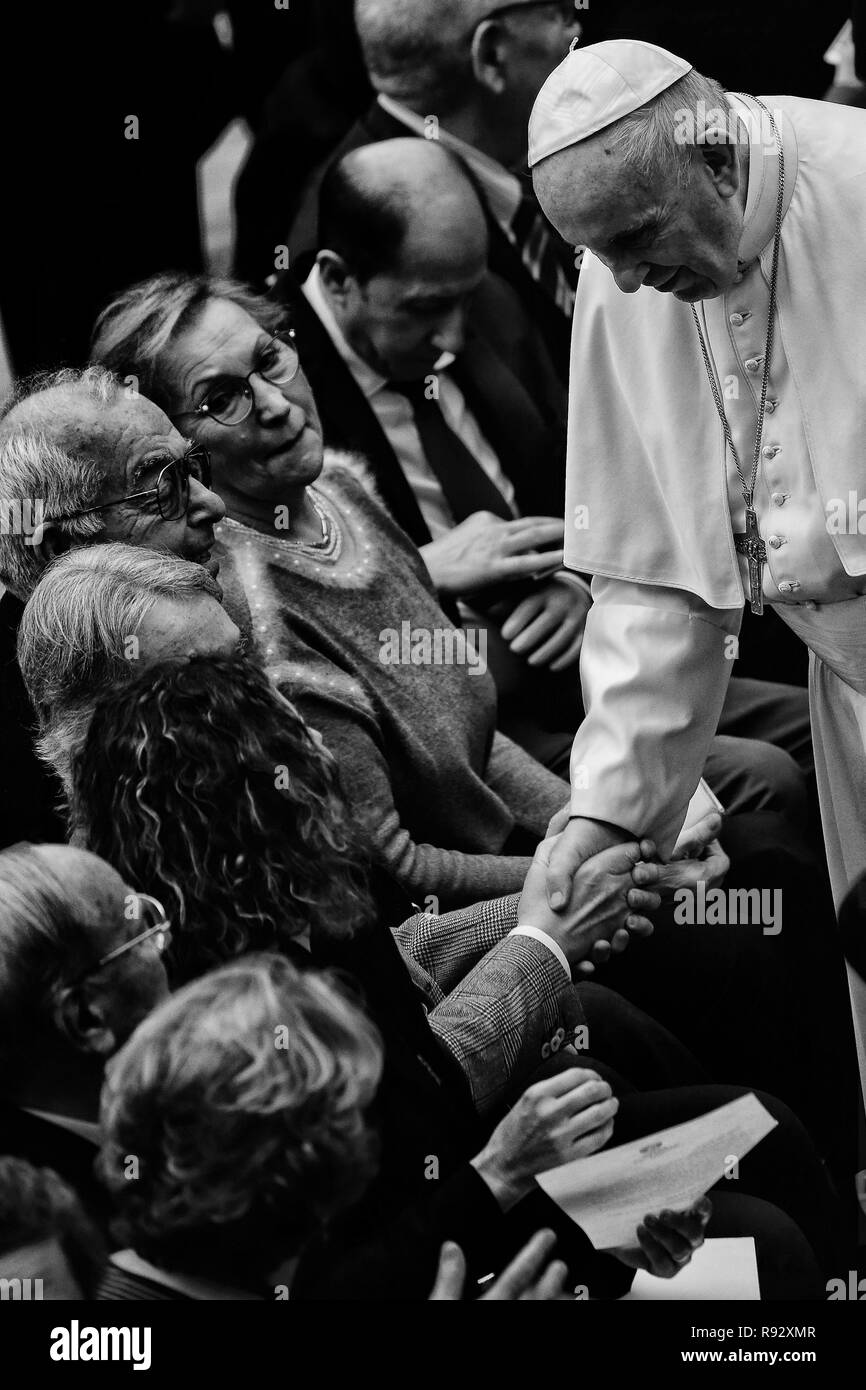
[0,844,100,1067]
[17,542,221,793]
[601,69,729,189]
[355,0,496,113]
[90,271,285,419]
[0,365,122,600]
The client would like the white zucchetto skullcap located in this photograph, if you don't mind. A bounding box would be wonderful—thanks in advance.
[528,39,693,167]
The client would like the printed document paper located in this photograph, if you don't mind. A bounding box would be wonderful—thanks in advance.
[535,1093,777,1250]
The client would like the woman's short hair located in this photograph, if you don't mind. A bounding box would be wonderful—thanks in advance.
[89,272,286,415]
[98,953,383,1282]
[69,653,374,984]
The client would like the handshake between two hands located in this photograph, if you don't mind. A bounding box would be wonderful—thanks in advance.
[518,805,730,976]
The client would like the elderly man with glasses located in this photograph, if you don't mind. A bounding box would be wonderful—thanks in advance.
[0,365,228,847]
[0,842,172,1234]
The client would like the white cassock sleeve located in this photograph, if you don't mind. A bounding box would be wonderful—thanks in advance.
[569,575,743,859]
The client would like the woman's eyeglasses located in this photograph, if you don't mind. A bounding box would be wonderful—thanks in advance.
[47,443,212,525]
[71,894,173,987]
[174,331,301,428]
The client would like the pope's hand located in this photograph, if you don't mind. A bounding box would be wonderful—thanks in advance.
[544,816,633,913]
[419,512,564,597]
[520,836,660,972]
[632,813,729,899]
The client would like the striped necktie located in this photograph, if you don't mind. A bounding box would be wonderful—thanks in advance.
[509,189,582,318]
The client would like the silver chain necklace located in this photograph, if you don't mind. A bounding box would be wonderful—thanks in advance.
[690,95,785,616]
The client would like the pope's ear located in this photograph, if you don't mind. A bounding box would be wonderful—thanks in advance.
[317,250,354,300]
[470,19,509,95]
[697,138,740,199]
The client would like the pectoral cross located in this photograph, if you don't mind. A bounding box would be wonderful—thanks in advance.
[733,505,767,616]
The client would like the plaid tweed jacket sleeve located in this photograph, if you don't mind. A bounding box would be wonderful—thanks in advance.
[392,898,585,1117]
[392,894,524,997]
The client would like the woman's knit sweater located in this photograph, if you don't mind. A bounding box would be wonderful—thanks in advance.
[215,462,566,907]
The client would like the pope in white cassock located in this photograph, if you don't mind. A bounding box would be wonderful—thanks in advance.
[528,41,866,1087]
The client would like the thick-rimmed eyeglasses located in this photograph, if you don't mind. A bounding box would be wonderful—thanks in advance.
[173,331,301,428]
[47,443,212,525]
[72,894,173,988]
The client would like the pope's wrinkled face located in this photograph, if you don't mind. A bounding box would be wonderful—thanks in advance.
[533,136,745,303]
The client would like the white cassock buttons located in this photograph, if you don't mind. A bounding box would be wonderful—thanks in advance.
[745,358,761,373]
[729,312,745,326]
[771,492,787,506]
[768,535,783,549]
[762,445,779,459]
[766,400,778,413]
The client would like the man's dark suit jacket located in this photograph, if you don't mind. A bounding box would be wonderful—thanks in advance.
[273,274,568,551]
[284,99,573,380]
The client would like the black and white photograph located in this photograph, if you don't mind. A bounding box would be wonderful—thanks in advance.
[0,0,865,1364]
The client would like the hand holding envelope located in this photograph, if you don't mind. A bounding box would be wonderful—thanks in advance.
[535,1093,778,1251]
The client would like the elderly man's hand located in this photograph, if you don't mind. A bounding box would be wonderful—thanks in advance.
[520,835,660,973]
[612,1198,712,1277]
[632,813,729,900]
[470,1068,618,1211]
[500,573,590,671]
[419,512,564,597]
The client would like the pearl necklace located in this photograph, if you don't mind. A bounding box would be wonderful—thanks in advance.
[222,488,343,563]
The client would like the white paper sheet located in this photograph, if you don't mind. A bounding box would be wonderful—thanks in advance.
[620,1237,760,1300]
[535,1093,777,1250]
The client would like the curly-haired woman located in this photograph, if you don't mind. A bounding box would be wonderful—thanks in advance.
[69,652,661,1117]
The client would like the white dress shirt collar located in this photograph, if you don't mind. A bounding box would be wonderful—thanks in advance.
[731,94,799,269]
[376,93,523,231]
[302,263,386,399]
[21,1106,101,1147]
[302,263,455,393]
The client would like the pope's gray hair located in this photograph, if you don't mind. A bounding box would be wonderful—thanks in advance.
[604,68,729,188]
[18,543,221,794]
[355,0,494,113]
[0,366,122,599]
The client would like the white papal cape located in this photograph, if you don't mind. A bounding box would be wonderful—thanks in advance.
[563,94,866,1077]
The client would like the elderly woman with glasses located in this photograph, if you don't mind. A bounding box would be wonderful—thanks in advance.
[89,273,578,912]
[0,842,171,1232]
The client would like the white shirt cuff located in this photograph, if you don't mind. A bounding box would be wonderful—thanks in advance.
[509,926,571,981]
